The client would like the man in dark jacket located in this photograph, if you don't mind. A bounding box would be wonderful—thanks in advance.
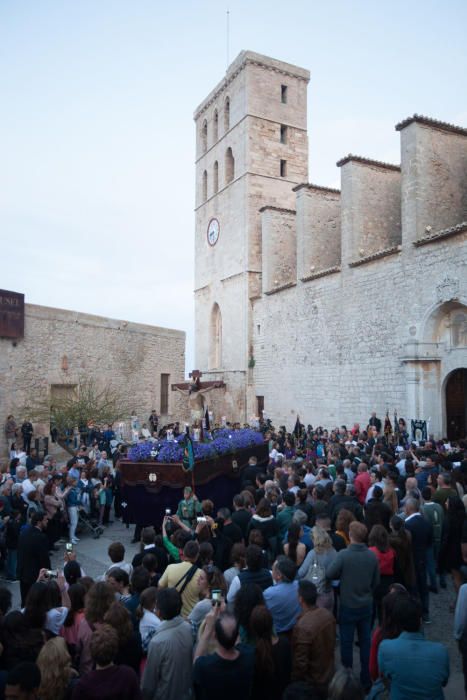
[404,497,433,622]
[328,480,363,527]
[368,412,382,433]
[364,485,392,532]
[231,494,252,539]
[20,420,34,455]
[17,511,50,604]
[226,544,273,601]
[326,521,379,690]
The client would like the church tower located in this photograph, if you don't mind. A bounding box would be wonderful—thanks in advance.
[193,51,309,421]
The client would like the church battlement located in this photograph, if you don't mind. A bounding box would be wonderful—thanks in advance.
[260,111,467,296]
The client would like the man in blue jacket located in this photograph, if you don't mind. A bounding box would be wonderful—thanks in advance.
[379,594,449,699]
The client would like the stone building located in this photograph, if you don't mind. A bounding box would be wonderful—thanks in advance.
[0,299,185,454]
[194,50,467,439]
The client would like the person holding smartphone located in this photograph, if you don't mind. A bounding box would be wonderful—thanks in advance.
[188,565,227,636]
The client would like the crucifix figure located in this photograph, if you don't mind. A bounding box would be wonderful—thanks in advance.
[172,370,225,424]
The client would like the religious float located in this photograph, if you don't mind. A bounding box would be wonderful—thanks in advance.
[120,428,268,527]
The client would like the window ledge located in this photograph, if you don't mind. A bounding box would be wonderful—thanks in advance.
[413,222,467,247]
[264,281,296,295]
[300,266,341,282]
[349,245,401,267]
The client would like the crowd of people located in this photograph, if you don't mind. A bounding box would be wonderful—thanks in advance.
[0,412,466,699]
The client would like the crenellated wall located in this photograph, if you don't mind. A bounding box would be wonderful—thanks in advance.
[338,157,401,267]
[260,206,297,294]
[295,184,341,280]
[397,116,467,245]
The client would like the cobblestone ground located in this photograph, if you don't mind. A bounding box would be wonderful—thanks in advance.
[2,516,465,698]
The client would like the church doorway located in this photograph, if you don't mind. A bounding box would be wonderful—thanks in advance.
[445,369,467,440]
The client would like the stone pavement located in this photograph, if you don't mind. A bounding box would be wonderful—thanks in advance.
[1,517,465,697]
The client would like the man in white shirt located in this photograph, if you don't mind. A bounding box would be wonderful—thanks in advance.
[21,470,39,503]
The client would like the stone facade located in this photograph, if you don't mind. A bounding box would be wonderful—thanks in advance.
[194,51,467,438]
[0,303,186,454]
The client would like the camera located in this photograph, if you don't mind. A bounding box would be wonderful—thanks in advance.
[211,589,221,605]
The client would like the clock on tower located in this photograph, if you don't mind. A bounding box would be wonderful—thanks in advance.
[207,218,220,246]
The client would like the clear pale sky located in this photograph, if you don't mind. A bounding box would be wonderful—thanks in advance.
[2,0,466,374]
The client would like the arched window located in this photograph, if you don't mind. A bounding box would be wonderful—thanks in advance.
[209,303,222,369]
[225,147,234,184]
[202,170,208,201]
[201,119,207,152]
[213,109,218,142]
[224,97,230,132]
[213,161,219,193]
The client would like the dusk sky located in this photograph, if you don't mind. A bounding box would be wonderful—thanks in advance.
[2,0,466,373]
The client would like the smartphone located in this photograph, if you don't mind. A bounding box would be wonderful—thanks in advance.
[46,569,58,579]
[197,517,207,523]
[66,543,73,553]
[165,508,171,516]
[211,589,221,604]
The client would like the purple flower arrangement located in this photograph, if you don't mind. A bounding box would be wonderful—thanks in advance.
[127,442,154,462]
[127,428,263,463]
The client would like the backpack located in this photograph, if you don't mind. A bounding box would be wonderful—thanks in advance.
[304,556,327,594]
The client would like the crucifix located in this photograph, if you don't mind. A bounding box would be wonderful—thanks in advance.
[172,370,225,424]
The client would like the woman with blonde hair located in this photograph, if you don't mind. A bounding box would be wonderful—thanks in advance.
[297,526,337,611]
[37,636,77,700]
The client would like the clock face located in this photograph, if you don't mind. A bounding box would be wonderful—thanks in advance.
[207,218,220,246]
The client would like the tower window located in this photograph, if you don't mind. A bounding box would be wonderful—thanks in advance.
[160,373,169,414]
[225,147,235,184]
[209,303,222,369]
[280,124,288,144]
[281,85,288,103]
[224,96,230,132]
[280,159,287,177]
[213,161,219,193]
[201,119,207,152]
[202,170,208,201]
[213,109,218,142]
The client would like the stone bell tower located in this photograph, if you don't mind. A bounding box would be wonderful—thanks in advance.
[193,51,309,421]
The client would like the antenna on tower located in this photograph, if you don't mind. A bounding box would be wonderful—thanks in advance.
[226,9,230,69]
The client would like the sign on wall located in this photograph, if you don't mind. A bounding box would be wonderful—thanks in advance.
[0,290,24,339]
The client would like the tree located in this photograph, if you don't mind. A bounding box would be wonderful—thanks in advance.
[22,377,132,438]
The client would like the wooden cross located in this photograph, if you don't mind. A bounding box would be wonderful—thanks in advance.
[171,369,225,392]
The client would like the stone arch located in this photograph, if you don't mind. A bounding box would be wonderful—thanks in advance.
[201,119,208,152]
[225,147,235,184]
[403,298,467,437]
[421,299,467,348]
[443,367,467,440]
[209,303,222,369]
[224,96,230,132]
[213,109,218,142]
[202,170,208,201]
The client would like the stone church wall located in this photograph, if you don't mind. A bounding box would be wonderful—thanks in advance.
[193,51,467,436]
[0,304,186,454]
[253,228,467,434]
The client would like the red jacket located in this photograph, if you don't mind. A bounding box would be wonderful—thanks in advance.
[369,546,395,576]
[354,471,371,504]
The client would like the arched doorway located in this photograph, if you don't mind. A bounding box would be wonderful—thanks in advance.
[446,368,467,440]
